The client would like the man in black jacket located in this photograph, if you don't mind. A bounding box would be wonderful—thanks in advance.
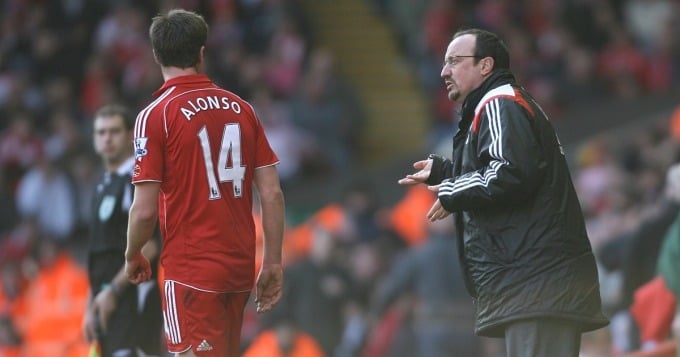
[398,28,609,356]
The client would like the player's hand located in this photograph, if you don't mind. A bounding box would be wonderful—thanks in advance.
[254,263,283,314]
[426,185,451,221]
[125,252,151,284]
[397,159,432,185]
[92,287,117,334]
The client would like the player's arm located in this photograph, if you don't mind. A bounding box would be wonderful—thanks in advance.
[126,181,160,283]
[253,165,285,313]
[256,166,284,266]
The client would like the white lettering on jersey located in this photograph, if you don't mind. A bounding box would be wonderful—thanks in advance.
[180,95,242,121]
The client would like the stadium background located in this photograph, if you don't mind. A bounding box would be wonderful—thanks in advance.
[0,0,679,356]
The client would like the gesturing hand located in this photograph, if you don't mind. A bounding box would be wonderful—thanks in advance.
[397,159,433,185]
[254,263,283,314]
[426,184,451,221]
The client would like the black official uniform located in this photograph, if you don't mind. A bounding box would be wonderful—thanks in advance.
[89,157,163,357]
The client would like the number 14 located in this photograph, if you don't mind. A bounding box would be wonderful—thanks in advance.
[197,124,245,199]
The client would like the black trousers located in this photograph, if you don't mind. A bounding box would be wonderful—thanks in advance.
[99,282,163,357]
[504,318,582,357]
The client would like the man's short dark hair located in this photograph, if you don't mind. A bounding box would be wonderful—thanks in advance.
[453,28,510,70]
[95,104,134,131]
[149,9,209,68]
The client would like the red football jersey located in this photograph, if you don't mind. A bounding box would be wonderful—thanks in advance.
[132,74,279,292]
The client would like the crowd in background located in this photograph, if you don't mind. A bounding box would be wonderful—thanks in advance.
[372,0,680,151]
[1,0,680,356]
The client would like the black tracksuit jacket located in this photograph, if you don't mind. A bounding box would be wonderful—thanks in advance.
[427,70,609,337]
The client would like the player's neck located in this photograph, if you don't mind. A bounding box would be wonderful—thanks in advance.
[161,66,200,81]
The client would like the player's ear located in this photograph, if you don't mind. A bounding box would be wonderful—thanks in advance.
[152,49,161,65]
[198,46,205,65]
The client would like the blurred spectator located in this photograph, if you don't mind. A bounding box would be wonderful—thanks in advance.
[13,239,89,357]
[422,0,459,59]
[643,18,678,92]
[0,171,19,236]
[574,138,621,220]
[243,317,325,357]
[595,26,648,98]
[657,167,680,339]
[42,109,83,163]
[251,85,314,184]
[337,180,385,244]
[623,0,676,53]
[0,260,28,318]
[383,0,680,149]
[388,185,435,247]
[0,220,40,269]
[558,43,603,107]
[0,316,21,357]
[367,218,483,357]
[265,17,306,97]
[14,154,77,242]
[93,4,147,69]
[79,54,118,119]
[594,136,680,353]
[270,226,355,356]
[0,113,42,192]
[290,48,364,176]
[66,152,99,235]
[617,163,680,353]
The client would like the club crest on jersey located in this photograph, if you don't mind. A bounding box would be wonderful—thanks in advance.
[99,195,116,221]
[133,164,141,178]
[134,137,148,160]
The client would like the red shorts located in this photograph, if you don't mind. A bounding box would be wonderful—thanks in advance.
[162,280,250,356]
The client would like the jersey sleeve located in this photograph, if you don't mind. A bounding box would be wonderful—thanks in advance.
[132,110,165,183]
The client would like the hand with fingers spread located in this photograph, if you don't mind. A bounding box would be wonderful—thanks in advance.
[398,159,433,185]
[255,263,283,313]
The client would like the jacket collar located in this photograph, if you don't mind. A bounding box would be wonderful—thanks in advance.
[458,69,516,130]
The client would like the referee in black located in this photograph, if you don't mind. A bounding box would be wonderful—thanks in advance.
[83,104,163,357]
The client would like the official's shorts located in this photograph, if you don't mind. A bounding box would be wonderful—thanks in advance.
[162,280,250,356]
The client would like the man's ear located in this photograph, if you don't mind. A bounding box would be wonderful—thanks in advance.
[152,49,160,65]
[198,46,205,65]
[480,57,495,75]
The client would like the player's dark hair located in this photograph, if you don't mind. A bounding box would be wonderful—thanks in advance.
[149,9,208,69]
[453,28,510,70]
[95,104,134,131]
